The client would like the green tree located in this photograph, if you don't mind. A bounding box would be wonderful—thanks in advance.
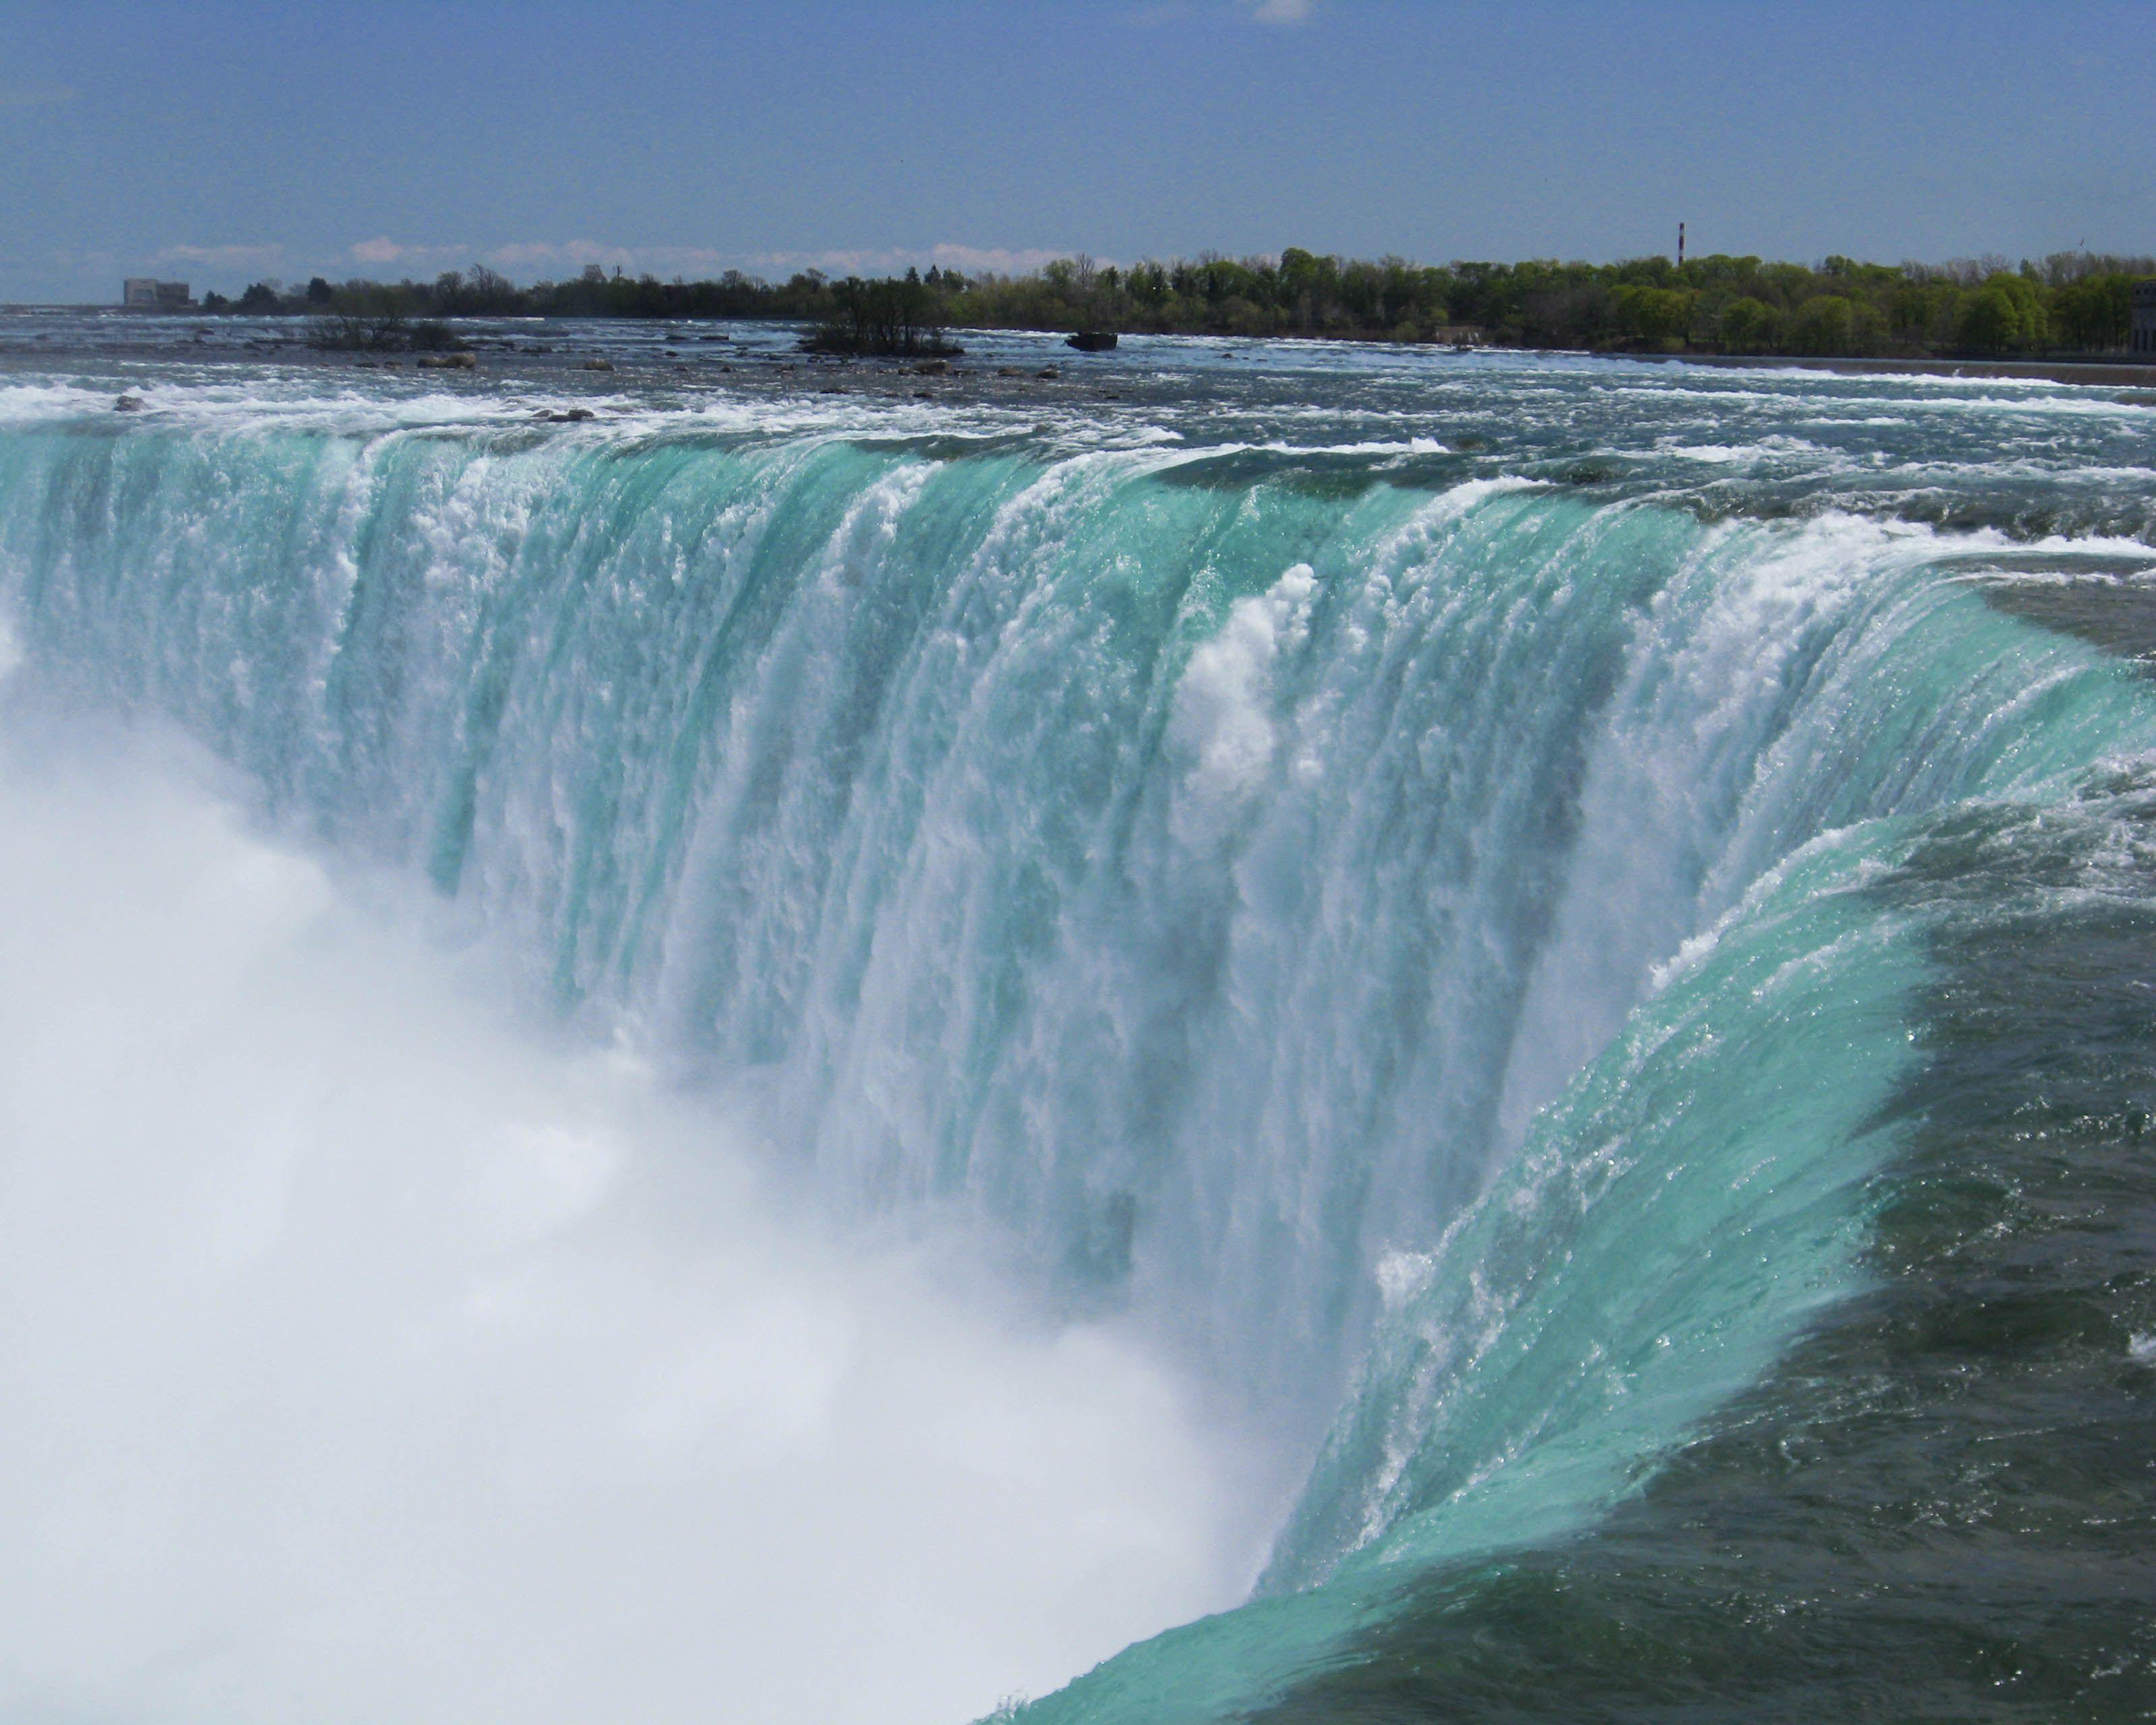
[2050,274,2130,350]
[1719,296,1780,352]
[1957,271,2048,353]
[1957,276,2029,354]
[1787,294,1855,355]
[1616,285,1694,348]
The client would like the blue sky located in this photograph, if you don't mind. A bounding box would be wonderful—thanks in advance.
[2,0,2151,302]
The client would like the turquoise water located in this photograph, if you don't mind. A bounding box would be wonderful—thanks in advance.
[3,323,2155,1720]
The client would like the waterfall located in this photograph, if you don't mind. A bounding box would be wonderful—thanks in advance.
[4,388,2152,1722]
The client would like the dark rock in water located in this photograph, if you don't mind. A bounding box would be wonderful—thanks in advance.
[997,366,1025,377]
[113,394,144,412]
[581,357,614,372]
[532,407,598,423]
[1067,330,1118,352]
[1036,365,1059,379]
[416,352,476,369]
[913,358,951,376]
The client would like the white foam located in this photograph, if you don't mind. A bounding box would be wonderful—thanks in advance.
[1168,563,1319,849]
[0,693,1265,1725]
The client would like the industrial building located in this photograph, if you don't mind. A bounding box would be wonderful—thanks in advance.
[122,278,193,309]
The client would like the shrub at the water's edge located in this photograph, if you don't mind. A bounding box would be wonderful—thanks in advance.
[305,310,466,353]
[799,274,966,357]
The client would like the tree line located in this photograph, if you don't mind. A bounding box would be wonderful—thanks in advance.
[208,249,2156,360]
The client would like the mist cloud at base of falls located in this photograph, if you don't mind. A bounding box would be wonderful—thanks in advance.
[0,646,1275,1725]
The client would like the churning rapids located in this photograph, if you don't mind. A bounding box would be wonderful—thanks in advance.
[3,314,2155,1724]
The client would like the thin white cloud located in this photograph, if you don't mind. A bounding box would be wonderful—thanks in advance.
[154,243,285,273]
[740,244,1079,278]
[348,239,691,277]
[0,86,77,111]
[328,241,1088,285]
[928,244,1073,276]
[1133,1,1318,24]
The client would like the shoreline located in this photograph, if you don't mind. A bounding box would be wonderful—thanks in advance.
[1635,350,2156,389]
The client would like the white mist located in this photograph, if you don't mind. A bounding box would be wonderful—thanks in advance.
[0,644,1263,1725]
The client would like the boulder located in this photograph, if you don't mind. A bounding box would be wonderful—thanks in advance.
[1066,330,1118,352]
[582,357,615,371]
[113,394,144,412]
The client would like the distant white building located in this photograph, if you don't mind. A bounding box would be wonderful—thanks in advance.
[2133,281,2156,356]
[122,279,192,309]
